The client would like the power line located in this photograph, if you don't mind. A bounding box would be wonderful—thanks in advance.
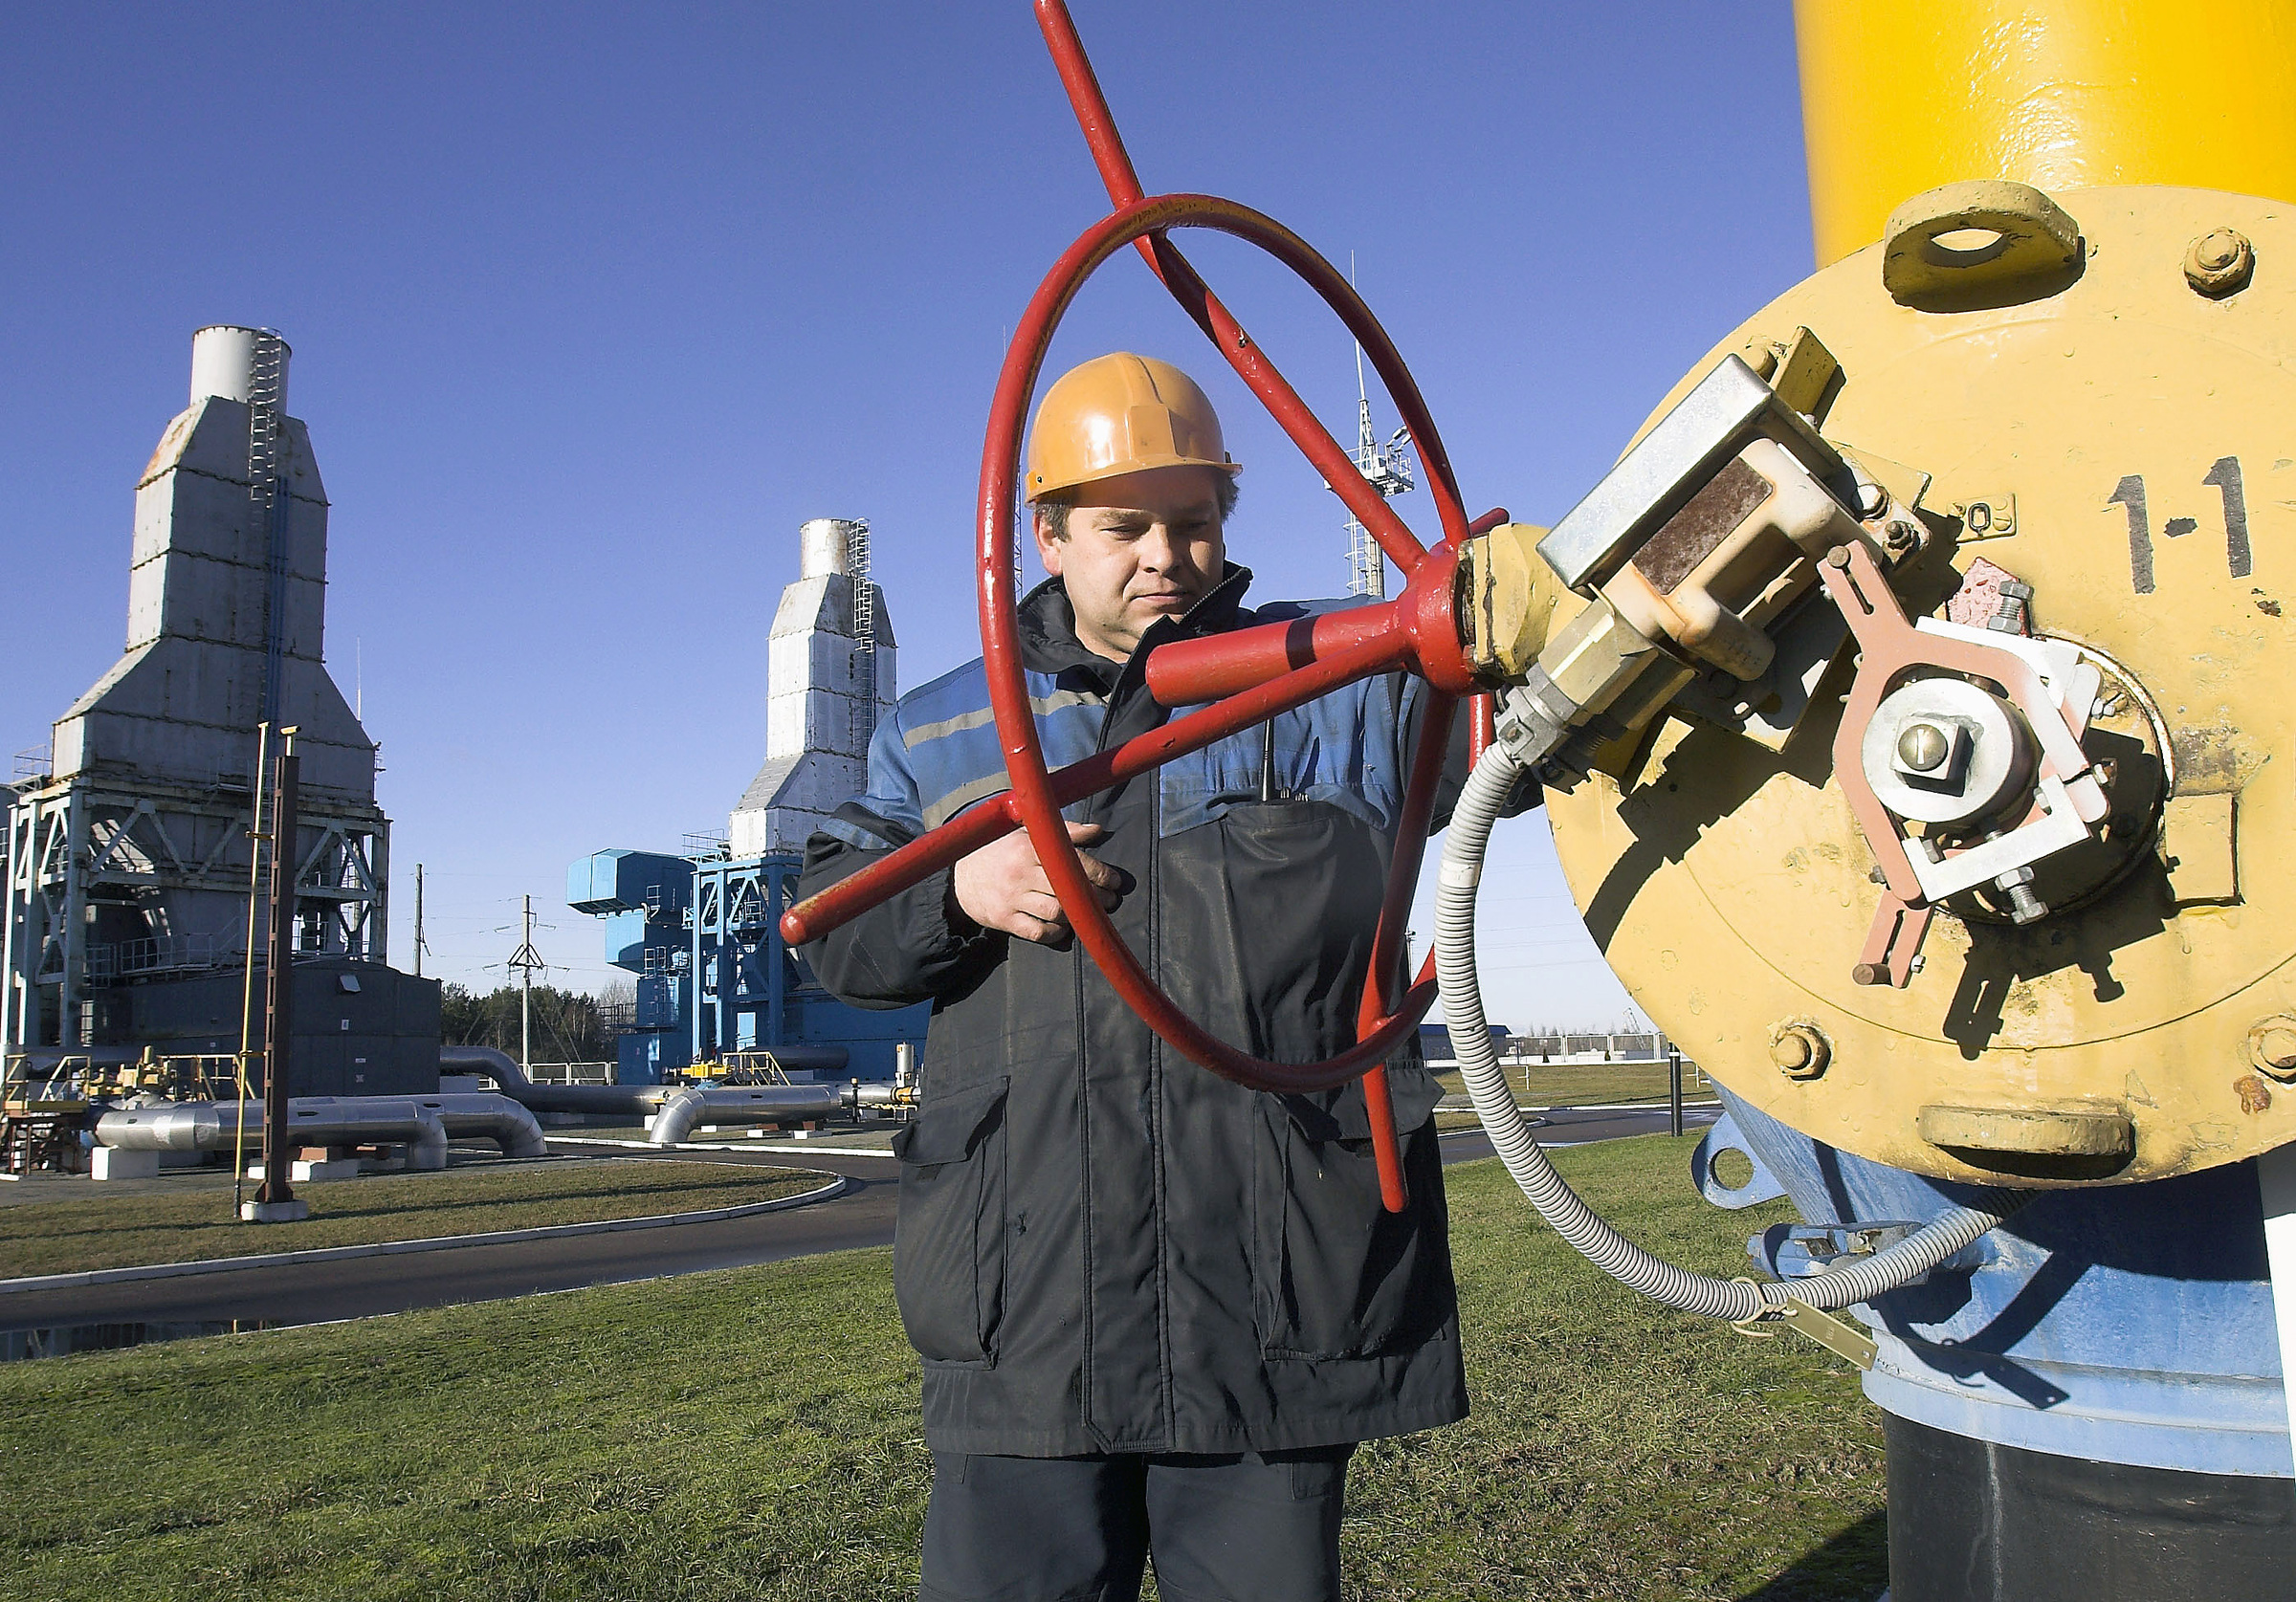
[497,894,552,1073]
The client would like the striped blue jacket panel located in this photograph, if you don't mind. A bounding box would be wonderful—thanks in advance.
[816,595,1425,848]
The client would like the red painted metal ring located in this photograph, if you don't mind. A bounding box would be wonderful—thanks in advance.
[980,192,1448,1096]
[1033,0,1472,560]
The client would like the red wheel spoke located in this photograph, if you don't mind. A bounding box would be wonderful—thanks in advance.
[1034,0,1470,558]
[1145,601,1399,706]
[794,8,1500,1213]
[780,630,1412,947]
[1352,689,1460,1211]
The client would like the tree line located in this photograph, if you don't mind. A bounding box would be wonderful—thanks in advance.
[440,982,620,1064]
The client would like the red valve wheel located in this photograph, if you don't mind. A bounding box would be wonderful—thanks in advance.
[784,2,1507,1211]
[975,191,1476,1204]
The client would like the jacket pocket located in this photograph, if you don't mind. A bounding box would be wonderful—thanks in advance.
[892,1076,1009,1367]
[1258,1068,1453,1360]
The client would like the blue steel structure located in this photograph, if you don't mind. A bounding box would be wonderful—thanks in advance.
[1693,1090,2291,1480]
[568,847,927,1086]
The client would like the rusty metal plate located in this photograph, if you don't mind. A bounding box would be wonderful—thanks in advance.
[1633,454,1776,595]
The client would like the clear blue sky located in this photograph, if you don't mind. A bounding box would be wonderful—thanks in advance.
[1,2,1812,1030]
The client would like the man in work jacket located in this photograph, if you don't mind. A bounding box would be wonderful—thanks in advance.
[800,352,1485,1602]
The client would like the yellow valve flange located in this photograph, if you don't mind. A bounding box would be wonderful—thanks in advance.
[1545,184,2296,1187]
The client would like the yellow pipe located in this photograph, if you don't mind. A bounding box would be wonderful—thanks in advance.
[1793,0,2296,266]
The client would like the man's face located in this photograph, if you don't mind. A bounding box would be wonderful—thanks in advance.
[1035,465,1226,664]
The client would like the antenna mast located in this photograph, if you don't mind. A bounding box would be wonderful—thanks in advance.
[412,864,430,979]
[506,894,546,1074]
[1341,256,1414,600]
[245,331,294,728]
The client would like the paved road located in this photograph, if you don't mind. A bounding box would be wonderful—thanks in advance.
[0,1106,1713,1343]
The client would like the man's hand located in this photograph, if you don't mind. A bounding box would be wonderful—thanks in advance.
[954,821,1126,945]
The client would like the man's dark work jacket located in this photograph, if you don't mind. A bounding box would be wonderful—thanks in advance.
[800,564,1492,1457]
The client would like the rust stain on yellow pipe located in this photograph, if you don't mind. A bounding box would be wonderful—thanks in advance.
[1794,0,2296,266]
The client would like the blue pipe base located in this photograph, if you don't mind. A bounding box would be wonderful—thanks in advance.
[1704,1086,2293,1481]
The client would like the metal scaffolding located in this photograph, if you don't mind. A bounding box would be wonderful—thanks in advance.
[1343,336,1414,600]
[2,768,386,1051]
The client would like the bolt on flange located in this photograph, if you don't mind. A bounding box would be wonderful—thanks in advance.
[2186,229,2256,297]
[1770,1023,1831,1080]
[1993,863,2047,925]
[2247,1016,2296,1083]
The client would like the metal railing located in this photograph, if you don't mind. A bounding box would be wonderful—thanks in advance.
[85,933,223,982]
[527,1062,614,1086]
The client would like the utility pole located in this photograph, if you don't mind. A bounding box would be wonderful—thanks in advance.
[412,864,430,978]
[232,721,272,1215]
[244,727,308,1222]
[507,895,545,1075]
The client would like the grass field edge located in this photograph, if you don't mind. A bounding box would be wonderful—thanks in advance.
[0,1171,851,1296]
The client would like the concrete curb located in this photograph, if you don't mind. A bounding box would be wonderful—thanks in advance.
[548,1134,900,1158]
[1436,1098,1724,1113]
[0,1173,852,1297]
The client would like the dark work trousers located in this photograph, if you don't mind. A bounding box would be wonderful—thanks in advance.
[919,1445,1356,1602]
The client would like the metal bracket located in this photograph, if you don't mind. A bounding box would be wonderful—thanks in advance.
[1767,1298,1880,1370]
[1691,1111,1788,1208]
[1754,1219,1921,1280]
[1904,775,2092,903]
[1729,1281,1878,1370]
[1818,542,2112,983]
[1852,889,1932,987]
[1539,355,1851,593]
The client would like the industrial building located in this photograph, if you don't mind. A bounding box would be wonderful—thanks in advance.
[0,326,927,1146]
[569,519,928,1084]
[729,518,894,857]
[1,328,434,1098]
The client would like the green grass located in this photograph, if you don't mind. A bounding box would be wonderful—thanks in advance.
[0,1141,1884,1600]
[0,1160,832,1278]
[1436,1062,1718,1108]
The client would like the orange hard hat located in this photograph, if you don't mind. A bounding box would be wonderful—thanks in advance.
[1024,352,1241,502]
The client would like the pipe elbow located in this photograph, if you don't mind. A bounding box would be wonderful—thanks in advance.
[650,1087,708,1146]
[440,1044,529,1093]
[495,1105,548,1158]
[409,1111,450,1171]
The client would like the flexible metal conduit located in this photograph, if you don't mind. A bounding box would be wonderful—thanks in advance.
[1434,740,2030,1324]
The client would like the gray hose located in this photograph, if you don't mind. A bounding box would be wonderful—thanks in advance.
[1434,740,2028,1323]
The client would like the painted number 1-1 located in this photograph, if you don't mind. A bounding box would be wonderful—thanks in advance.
[2110,456,2252,594]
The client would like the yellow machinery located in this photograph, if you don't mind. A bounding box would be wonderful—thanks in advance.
[789,4,2296,1590]
[1470,0,2296,1194]
[1446,3,2296,1592]
[1552,181,2296,1186]
[1543,1,2295,1188]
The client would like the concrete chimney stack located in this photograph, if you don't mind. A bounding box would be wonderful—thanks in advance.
[727,519,896,857]
[3,327,389,1053]
[188,324,289,409]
